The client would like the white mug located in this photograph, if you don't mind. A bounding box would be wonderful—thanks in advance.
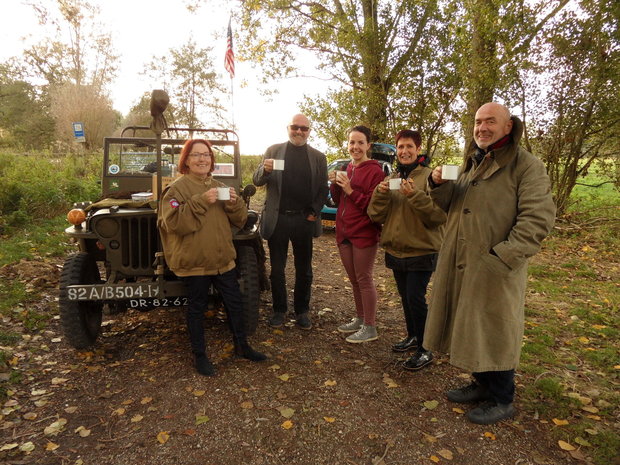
[389,178,402,190]
[272,159,285,171]
[335,170,347,182]
[217,187,231,201]
[441,165,459,180]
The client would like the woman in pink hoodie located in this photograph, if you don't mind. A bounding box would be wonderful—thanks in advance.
[330,126,386,343]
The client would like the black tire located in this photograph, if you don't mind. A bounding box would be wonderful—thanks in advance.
[59,253,103,349]
[236,245,260,335]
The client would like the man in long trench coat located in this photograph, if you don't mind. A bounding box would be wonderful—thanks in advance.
[424,102,556,425]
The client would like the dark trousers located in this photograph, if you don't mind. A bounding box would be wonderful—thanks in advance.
[267,213,314,314]
[392,269,432,348]
[183,269,247,355]
[474,370,515,404]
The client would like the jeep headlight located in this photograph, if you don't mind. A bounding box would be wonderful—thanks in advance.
[93,217,119,238]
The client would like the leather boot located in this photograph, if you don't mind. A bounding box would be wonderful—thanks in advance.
[194,353,216,376]
[226,305,267,362]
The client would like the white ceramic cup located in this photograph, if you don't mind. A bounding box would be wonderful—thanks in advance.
[272,159,285,171]
[217,187,231,201]
[389,178,402,190]
[335,170,347,182]
[441,164,459,180]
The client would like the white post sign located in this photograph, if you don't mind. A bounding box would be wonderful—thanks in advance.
[72,122,86,143]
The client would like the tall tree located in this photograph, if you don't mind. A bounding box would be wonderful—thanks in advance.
[145,40,227,128]
[238,0,456,145]
[522,0,620,215]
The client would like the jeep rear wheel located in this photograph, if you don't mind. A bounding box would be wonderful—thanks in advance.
[59,253,103,349]
[236,245,260,335]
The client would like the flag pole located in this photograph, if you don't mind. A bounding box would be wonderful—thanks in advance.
[225,14,236,132]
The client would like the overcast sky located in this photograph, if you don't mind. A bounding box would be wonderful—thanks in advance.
[2,0,331,154]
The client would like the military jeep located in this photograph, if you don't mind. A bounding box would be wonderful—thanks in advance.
[59,124,266,349]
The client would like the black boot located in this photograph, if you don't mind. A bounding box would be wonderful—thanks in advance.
[235,342,267,361]
[194,353,216,376]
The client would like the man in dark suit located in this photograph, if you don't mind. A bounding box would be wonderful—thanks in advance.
[253,114,328,330]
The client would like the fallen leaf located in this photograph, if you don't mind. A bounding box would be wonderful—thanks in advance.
[552,418,569,426]
[44,418,67,436]
[157,431,170,444]
[278,407,295,418]
[438,449,453,460]
[31,389,47,396]
[140,397,153,404]
[23,412,37,420]
[558,440,575,451]
[382,375,398,388]
[64,406,78,414]
[45,441,59,451]
[452,407,465,414]
[281,420,294,429]
[19,442,35,453]
[574,437,591,447]
[272,329,284,335]
[0,444,18,451]
[51,378,68,385]
[278,374,291,382]
[192,390,206,397]
[195,415,210,425]
[268,364,281,370]
[581,406,599,413]
[423,433,438,443]
[131,415,144,423]
[183,429,196,436]
[584,428,598,435]
[323,417,336,423]
[75,426,91,437]
[241,401,254,409]
[121,399,134,405]
[423,400,439,410]
[113,408,126,416]
[430,456,440,463]
[483,432,496,440]
[314,360,322,365]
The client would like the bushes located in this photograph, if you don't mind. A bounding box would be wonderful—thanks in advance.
[0,151,100,231]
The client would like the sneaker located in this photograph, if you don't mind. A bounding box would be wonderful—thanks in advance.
[392,336,418,352]
[295,312,313,330]
[338,317,363,333]
[345,325,378,343]
[402,350,433,371]
[466,400,515,425]
[446,382,492,404]
[269,312,286,328]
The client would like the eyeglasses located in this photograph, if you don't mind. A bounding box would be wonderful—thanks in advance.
[189,152,211,159]
[289,125,310,132]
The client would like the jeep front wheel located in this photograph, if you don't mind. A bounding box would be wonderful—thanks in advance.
[236,245,260,335]
[59,253,103,349]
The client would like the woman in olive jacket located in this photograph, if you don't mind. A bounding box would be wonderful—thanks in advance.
[158,139,266,376]
[368,129,446,371]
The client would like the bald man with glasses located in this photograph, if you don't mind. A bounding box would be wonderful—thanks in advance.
[253,114,328,331]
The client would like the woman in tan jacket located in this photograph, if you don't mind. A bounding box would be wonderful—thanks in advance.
[368,130,446,371]
[158,139,266,376]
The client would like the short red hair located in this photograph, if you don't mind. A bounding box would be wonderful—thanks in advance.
[178,139,215,175]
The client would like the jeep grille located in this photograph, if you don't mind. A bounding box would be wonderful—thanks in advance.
[120,216,158,271]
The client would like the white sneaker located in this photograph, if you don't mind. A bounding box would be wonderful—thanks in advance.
[337,317,363,334]
[345,325,378,343]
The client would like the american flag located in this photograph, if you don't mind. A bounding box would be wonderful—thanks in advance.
[224,17,235,79]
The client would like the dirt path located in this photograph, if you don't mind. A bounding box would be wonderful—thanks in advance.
[1,231,578,465]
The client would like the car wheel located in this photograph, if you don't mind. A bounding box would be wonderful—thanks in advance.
[236,245,260,335]
[59,253,103,349]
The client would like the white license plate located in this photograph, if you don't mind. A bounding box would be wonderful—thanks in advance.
[66,283,160,301]
[128,297,189,309]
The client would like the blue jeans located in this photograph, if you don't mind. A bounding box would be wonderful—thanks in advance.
[267,213,314,314]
